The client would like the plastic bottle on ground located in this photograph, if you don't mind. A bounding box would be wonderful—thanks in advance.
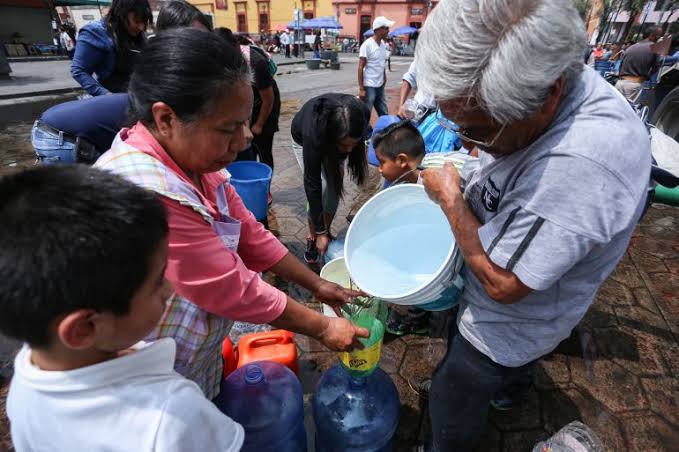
[532,421,605,452]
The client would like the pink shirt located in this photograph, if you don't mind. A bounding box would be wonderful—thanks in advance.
[124,124,288,324]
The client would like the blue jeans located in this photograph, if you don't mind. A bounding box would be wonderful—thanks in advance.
[31,121,77,164]
[428,325,535,451]
[364,84,388,117]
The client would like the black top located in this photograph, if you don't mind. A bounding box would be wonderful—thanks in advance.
[250,47,280,133]
[40,93,128,153]
[291,93,370,233]
[620,40,658,78]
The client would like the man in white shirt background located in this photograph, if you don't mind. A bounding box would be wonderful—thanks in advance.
[280,30,291,58]
[358,16,394,117]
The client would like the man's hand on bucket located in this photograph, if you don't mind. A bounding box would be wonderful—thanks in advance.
[422,162,462,207]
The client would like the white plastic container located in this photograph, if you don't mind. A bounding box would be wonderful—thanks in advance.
[344,184,463,306]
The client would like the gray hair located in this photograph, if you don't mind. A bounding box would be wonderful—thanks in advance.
[417,0,587,124]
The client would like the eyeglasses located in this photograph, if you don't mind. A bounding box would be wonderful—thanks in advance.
[436,110,506,149]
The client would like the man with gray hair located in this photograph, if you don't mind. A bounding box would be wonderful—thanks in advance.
[417,0,651,449]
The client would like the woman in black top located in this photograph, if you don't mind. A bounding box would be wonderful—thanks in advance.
[216,28,281,173]
[291,94,370,263]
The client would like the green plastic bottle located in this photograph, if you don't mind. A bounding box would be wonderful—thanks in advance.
[339,312,385,378]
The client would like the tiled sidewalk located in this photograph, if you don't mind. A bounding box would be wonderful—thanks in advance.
[266,104,679,451]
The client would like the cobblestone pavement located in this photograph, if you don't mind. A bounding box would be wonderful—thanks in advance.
[1,86,678,452]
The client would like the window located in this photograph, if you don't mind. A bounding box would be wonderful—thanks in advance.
[304,12,314,19]
[82,14,94,20]
[411,7,424,15]
[237,14,247,33]
[345,8,356,14]
[259,13,269,31]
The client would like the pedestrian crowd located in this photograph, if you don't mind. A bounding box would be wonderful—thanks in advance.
[0,0,657,451]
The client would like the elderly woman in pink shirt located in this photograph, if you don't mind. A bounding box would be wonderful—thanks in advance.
[96,28,368,398]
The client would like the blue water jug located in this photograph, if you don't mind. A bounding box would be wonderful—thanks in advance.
[313,363,400,451]
[227,161,272,221]
[218,361,307,452]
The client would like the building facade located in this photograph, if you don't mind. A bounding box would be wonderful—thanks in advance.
[333,0,435,40]
[587,0,678,44]
[188,0,334,34]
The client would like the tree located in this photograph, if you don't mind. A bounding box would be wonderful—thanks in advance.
[623,0,649,41]
[574,0,592,20]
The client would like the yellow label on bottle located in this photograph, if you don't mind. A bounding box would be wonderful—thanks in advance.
[340,340,382,372]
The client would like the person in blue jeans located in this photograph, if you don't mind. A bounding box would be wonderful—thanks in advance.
[358,16,394,117]
[71,0,152,96]
[31,94,128,164]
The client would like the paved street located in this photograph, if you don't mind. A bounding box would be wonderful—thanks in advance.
[0,55,678,451]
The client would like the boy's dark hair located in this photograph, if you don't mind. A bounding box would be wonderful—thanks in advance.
[372,120,425,160]
[156,0,213,32]
[0,166,168,347]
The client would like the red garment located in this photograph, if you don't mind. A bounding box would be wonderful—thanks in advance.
[123,123,288,323]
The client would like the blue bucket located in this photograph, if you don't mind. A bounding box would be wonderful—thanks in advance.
[227,161,272,220]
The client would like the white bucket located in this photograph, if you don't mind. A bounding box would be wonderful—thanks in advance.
[344,184,463,306]
[318,257,352,318]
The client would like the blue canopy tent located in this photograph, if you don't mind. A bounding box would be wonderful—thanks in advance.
[304,17,343,29]
[287,17,343,30]
[389,25,417,37]
[363,29,375,37]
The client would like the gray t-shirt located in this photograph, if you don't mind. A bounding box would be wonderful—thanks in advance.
[458,65,652,367]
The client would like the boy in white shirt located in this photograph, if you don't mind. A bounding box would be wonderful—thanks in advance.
[358,16,394,117]
[1,166,244,452]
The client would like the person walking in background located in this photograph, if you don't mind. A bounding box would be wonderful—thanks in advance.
[342,37,350,53]
[281,30,291,58]
[358,16,394,117]
[71,0,152,96]
[59,25,75,60]
[616,26,663,103]
[385,38,393,72]
[313,31,322,59]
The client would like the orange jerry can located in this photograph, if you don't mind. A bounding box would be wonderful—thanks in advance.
[222,337,238,378]
[237,330,299,375]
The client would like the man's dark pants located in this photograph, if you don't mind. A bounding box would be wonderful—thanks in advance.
[428,323,536,451]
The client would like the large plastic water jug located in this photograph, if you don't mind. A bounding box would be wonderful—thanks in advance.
[313,363,400,451]
[227,161,272,220]
[218,362,307,452]
[344,184,464,307]
[237,329,299,374]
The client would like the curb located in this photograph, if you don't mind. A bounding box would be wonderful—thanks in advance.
[0,87,83,101]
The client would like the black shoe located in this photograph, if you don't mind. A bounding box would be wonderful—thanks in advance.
[304,238,319,264]
[386,307,430,336]
[490,382,533,411]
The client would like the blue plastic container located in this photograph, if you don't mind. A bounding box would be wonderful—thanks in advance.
[227,161,272,220]
[313,364,400,451]
[217,361,307,452]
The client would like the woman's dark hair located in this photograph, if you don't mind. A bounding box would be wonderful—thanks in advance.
[105,0,152,49]
[128,27,250,125]
[156,0,213,32]
[308,95,369,196]
[214,27,239,46]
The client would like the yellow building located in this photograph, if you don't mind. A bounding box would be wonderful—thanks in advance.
[189,0,335,34]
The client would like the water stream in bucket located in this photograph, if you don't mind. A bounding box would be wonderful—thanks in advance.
[349,224,452,297]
